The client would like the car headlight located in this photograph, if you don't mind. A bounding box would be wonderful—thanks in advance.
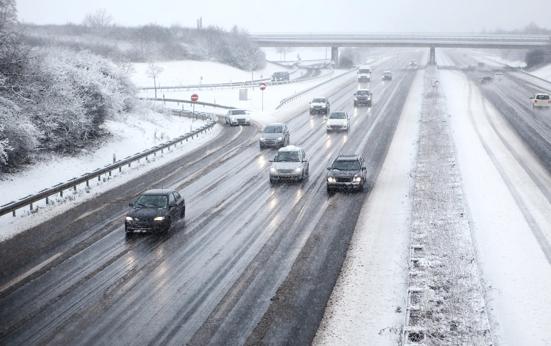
[260,137,265,141]
[327,177,336,183]
[125,216,133,221]
[277,137,283,141]
[153,216,165,221]
[270,167,277,174]
[353,176,362,182]
[294,167,302,173]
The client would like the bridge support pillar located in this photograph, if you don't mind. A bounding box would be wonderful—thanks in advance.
[429,46,436,65]
[331,46,339,66]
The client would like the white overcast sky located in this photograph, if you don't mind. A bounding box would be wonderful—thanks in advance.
[16,0,550,32]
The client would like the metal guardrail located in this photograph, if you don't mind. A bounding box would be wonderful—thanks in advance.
[276,68,358,109]
[0,114,219,218]
[141,97,236,110]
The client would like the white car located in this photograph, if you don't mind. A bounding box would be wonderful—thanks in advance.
[269,145,309,183]
[531,93,550,108]
[326,112,350,132]
[225,109,251,126]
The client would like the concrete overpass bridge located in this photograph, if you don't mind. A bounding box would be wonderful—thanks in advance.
[251,33,551,65]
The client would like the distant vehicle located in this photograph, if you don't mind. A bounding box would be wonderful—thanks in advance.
[310,97,330,115]
[125,189,185,234]
[269,145,309,183]
[480,76,493,84]
[382,71,393,81]
[225,109,251,126]
[408,61,418,69]
[354,89,372,107]
[358,65,372,82]
[272,71,290,82]
[326,111,350,132]
[259,123,290,149]
[531,93,551,108]
[326,154,367,193]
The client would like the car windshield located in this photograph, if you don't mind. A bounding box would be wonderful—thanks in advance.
[264,125,283,133]
[312,98,325,103]
[357,90,370,96]
[230,110,246,115]
[359,69,371,74]
[536,94,550,100]
[329,112,346,119]
[274,151,300,162]
[135,195,168,208]
[332,159,360,171]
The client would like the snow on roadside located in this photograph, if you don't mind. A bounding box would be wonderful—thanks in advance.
[314,70,424,345]
[442,70,551,345]
[0,107,203,206]
[532,63,551,82]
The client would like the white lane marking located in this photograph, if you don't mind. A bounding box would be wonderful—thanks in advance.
[0,252,63,295]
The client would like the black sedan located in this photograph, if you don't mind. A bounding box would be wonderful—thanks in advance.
[125,189,185,234]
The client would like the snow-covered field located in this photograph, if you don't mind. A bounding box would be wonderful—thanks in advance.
[131,60,289,88]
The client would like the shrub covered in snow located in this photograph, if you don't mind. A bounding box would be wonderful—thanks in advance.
[20,23,266,71]
[1,18,137,171]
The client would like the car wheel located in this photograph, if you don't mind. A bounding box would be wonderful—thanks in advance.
[125,225,133,234]
[327,186,333,194]
[180,207,186,219]
[259,143,264,150]
[270,177,276,185]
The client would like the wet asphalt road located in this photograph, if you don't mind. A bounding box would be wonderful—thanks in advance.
[0,52,421,345]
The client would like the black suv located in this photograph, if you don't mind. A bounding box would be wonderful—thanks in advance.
[125,189,185,234]
[353,89,372,107]
[326,155,367,192]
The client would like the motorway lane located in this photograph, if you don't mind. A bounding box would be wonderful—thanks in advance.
[0,52,421,345]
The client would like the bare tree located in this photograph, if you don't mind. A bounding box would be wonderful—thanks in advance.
[146,62,163,98]
[82,9,113,32]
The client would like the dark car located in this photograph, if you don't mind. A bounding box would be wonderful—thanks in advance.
[259,123,290,149]
[272,71,290,82]
[354,89,372,107]
[125,189,185,234]
[326,154,367,193]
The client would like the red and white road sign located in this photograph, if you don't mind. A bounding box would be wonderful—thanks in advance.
[191,93,199,102]
[259,82,267,91]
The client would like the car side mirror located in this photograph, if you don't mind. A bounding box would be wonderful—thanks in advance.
[362,167,367,171]
[326,167,331,170]
[303,159,308,163]
[129,202,134,207]
[169,202,177,208]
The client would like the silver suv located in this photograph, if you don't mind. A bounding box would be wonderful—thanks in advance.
[259,123,290,149]
[269,146,309,184]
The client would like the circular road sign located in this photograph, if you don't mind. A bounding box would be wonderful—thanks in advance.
[191,93,199,102]
[259,82,267,91]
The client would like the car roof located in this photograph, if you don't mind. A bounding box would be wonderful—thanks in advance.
[357,89,370,92]
[265,123,284,127]
[142,189,175,195]
[536,93,549,96]
[335,154,361,160]
[312,97,326,100]
[278,145,302,152]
